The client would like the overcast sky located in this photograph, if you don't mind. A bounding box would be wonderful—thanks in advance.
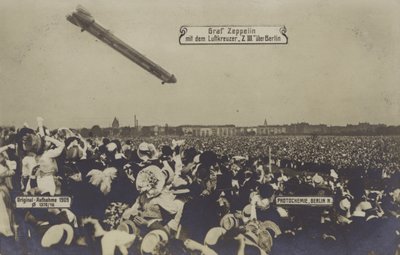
[1,0,399,128]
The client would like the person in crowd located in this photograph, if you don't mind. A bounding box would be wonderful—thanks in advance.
[1,121,400,254]
[0,144,16,238]
[122,165,183,236]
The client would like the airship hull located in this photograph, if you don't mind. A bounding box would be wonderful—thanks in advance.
[67,6,176,84]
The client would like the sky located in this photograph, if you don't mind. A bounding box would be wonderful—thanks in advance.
[0,0,399,128]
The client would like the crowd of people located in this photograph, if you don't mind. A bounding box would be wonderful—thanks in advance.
[0,119,399,255]
[178,136,400,176]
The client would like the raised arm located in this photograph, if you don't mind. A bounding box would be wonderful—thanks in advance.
[43,136,65,158]
[0,164,15,177]
[37,117,45,137]
[0,144,15,154]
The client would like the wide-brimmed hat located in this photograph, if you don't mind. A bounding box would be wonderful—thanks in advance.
[356,201,373,211]
[137,142,159,162]
[260,220,282,238]
[244,222,272,254]
[312,173,324,185]
[244,222,259,238]
[41,224,74,248]
[106,142,118,153]
[136,165,165,198]
[141,229,169,254]
[365,208,380,221]
[339,198,351,211]
[330,169,339,179]
[161,163,175,185]
[242,204,252,223]
[393,188,400,203]
[255,228,273,253]
[117,220,140,236]
[220,214,239,231]
[204,227,226,246]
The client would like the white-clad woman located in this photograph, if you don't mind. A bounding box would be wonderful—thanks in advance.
[0,144,16,237]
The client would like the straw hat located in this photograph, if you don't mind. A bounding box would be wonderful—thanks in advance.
[392,188,400,203]
[141,229,169,254]
[161,164,175,185]
[260,220,282,238]
[41,224,74,248]
[339,198,351,211]
[312,173,324,185]
[256,228,273,253]
[356,201,373,211]
[136,165,165,198]
[242,204,252,223]
[204,227,226,246]
[106,142,118,152]
[117,220,140,236]
[220,214,239,231]
[244,222,272,253]
[137,142,159,162]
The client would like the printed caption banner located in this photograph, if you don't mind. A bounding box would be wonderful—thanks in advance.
[179,26,288,45]
[16,196,71,208]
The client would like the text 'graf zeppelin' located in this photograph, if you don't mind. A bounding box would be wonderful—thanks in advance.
[179,26,288,45]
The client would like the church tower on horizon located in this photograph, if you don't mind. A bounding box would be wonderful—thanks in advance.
[112,117,119,129]
[264,118,268,126]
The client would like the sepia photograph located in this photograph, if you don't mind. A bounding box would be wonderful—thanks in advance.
[0,0,399,254]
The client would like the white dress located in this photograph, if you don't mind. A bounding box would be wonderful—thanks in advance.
[0,164,14,237]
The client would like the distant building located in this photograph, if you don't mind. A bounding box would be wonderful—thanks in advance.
[77,119,399,137]
[304,124,328,134]
[256,118,287,135]
[236,127,247,136]
[112,117,119,129]
[257,125,287,135]
[180,125,236,137]
[269,125,287,135]
[246,127,258,135]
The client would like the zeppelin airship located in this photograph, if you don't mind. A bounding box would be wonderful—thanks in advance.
[66,6,177,84]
